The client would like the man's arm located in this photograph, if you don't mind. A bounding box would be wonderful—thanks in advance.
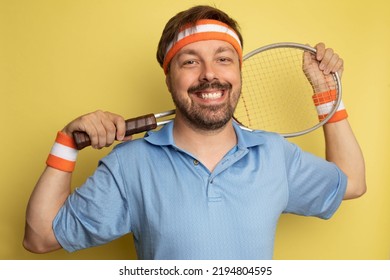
[305,43,367,199]
[23,167,71,253]
[23,110,128,253]
[323,119,366,199]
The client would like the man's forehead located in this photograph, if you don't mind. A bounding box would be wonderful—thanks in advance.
[176,40,237,56]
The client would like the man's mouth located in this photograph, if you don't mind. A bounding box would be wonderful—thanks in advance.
[198,91,224,100]
[188,82,231,101]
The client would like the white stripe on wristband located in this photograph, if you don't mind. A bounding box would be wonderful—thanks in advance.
[46,131,78,172]
[316,100,345,116]
[50,142,78,161]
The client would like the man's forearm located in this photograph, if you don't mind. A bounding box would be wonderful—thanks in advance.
[23,167,71,253]
[323,119,366,199]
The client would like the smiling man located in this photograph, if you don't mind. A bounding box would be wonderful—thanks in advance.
[23,5,366,259]
[168,39,240,131]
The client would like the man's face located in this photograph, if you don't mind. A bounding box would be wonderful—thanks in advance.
[166,40,242,131]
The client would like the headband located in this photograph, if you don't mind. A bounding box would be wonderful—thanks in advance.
[163,19,243,74]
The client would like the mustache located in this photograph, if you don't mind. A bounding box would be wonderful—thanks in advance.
[188,81,232,94]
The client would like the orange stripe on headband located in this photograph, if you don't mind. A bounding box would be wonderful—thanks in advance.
[163,19,243,74]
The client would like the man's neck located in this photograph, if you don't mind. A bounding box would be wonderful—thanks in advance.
[173,117,237,172]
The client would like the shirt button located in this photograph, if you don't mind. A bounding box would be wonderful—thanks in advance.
[193,159,199,166]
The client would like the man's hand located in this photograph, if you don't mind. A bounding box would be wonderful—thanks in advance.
[303,42,344,93]
[62,110,132,149]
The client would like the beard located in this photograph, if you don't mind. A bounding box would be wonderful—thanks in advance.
[170,81,241,131]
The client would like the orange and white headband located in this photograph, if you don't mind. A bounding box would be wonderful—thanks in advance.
[163,19,243,74]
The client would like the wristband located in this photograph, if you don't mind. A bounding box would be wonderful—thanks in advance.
[313,89,348,123]
[46,131,78,172]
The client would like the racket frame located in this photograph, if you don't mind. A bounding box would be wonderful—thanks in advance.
[239,42,343,137]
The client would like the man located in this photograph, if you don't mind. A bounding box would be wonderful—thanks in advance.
[23,5,366,259]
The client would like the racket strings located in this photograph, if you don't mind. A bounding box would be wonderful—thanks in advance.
[235,47,338,135]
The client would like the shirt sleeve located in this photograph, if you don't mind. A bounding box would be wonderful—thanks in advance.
[53,150,132,252]
[282,140,348,219]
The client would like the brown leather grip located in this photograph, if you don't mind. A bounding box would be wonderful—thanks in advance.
[73,113,157,150]
[124,114,157,136]
[73,131,92,150]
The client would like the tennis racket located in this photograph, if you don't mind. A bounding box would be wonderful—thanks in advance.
[73,42,342,150]
[234,42,342,137]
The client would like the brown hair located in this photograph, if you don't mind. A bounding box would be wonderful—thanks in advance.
[156,5,243,69]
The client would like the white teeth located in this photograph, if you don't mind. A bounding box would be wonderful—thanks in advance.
[200,92,222,99]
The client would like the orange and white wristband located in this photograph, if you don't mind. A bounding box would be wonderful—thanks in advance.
[312,89,348,123]
[46,131,78,172]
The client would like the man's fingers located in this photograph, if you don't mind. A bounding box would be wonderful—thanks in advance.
[315,42,326,61]
[109,114,126,142]
[64,110,126,149]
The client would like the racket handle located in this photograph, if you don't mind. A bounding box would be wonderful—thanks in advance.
[73,114,157,150]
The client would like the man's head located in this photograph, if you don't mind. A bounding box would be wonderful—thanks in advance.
[156,5,243,74]
[157,5,243,131]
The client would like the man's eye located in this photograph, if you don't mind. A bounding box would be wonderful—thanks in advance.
[218,57,232,63]
[183,60,196,65]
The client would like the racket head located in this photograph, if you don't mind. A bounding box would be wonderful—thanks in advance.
[235,42,342,137]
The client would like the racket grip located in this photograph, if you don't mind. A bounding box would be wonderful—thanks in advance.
[73,114,157,150]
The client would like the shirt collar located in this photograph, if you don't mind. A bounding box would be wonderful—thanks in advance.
[144,120,266,148]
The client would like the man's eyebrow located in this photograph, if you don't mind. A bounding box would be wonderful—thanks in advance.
[176,46,236,60]
[215,46,236,55]
[176,48,199,59]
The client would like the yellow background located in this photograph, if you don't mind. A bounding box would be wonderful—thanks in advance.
[1,0,389,260]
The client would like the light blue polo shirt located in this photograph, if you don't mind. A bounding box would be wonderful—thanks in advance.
[53,121,347,259]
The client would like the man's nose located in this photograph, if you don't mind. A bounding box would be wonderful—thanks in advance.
[199,62,218,82]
